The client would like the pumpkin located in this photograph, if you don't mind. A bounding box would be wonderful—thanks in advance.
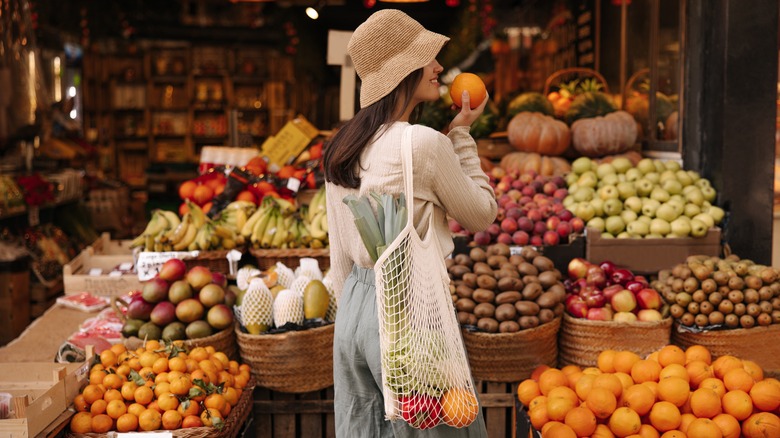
[507,112,571,156]
[570,110,638,157]
[565,91,618,125]
[507,92,554,118]
[499,151,571,177]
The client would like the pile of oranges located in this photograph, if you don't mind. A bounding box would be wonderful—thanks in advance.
[69,340,251,434]
[517,345,780,438]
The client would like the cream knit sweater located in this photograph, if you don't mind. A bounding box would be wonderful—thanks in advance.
[325,122,497,295]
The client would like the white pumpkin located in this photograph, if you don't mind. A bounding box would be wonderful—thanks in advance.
[570,110,638,157]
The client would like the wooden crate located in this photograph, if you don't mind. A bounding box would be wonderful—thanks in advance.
[88,232,134,256]
[251,383,518,437]
[62,250,141,297]
[0,364,70,437]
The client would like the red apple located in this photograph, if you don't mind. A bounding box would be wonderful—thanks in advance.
[526,209,542,223]
[530,235,543,246]
[546,216,561,231]
[512,230,530,246]
[556,209,574,221]
[602,284,624,301]
[553,188,568,200]
[497,194,512,208]
[624,280,646,294]
[636,288,662,310]
[611,269,635,286]
[570,217,585,233]
[158,258,186,282]
[506,208,522,220]
[533,220,547,236]
[637,309,664,322]
[556,221,572,239]
[543,230,560,246]
[501,218,519,234]
[613,311,638,323]
[587,307,614,321]
[211,271,228,288]
[586,265,607,288]
[568,258,590,280]
[543,182,558,196]
[565,295,589,318]
[486,223,501,237]
[611,289,638,313]
[598,261,618,277]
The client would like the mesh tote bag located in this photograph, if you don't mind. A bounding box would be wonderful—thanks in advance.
[374,126,479,429]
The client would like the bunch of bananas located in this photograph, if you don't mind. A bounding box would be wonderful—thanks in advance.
[304,187,329,249]
[243,187,328,250]
[130,201,257,252]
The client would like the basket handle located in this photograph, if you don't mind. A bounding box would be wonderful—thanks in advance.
[622,68,650,111]
[543,67,610,95]
[112,296,129,323]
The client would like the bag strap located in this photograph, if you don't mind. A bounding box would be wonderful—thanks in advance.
[400,126,415,226]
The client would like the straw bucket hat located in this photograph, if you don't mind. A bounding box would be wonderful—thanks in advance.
[348,9,450,108]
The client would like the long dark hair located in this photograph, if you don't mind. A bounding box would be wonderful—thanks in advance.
[323,69,424,188]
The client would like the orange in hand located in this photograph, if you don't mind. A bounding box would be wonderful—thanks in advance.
[449,73,487,109]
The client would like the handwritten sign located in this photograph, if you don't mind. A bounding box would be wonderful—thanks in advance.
[260,115,319,172]
[136,251,200,281]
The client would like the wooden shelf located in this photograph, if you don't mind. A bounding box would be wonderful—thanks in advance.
[0,198,81,221]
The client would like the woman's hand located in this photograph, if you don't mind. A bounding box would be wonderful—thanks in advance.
[449,90,489,131]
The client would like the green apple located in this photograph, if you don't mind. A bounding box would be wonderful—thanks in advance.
[635,179,654,197]
[662,179,683,195]
[601,232,616,239]
[625,168,643,182]
[659,170,678,184]
[623,196,643,213]
[650,187,670,202]
[684,203,701,218]
[663,160,681,171]
[587,217,606,233]
[693,213,715,229]
[598,185,620,200]
[666,199,685,216]
[650,218,672,236]
[620,209,638,225]
[573,186,596,202]
[611,157,633,173]
[603,198,623,216]
[646,233,664,239]
[596,162,617,179]
[641,199,661,217]
[617,173,627,183]
[684,187,704,206]
[707,206,725,224]
[669,194,685,204]
[605,216,626,235]
[682,184,699,195]
[636,158,656,175]
[600,173,619,186]
[627,220,650,236]
[702,200,712,210]
[653,160,667,173]
[577,171,598,188]
[571,156,594,175]
[687,170,701,183]
[644,172,661,184]
[563,196,576,209]
[565,172,579,186]
[617,181,637,200]
[670,217,692,237]
[675,170,694,187]
[690,218,709,238]
[637,215,653,225]
[695,178,711,189]
[701,185,717,202]
[655,203,680,222]
[616,232,632,239]
[590,198,605,216]
[575,202,596,221]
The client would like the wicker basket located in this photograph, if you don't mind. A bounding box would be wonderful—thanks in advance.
[66,378,254,438]
[249,248,330,271]
[235,323,334,393]
[558,314,673,367]
[462,318,561,383]
[124,327,238,360]
[181,250,235,275]
[672,321,780,379]
[543,67,610,95]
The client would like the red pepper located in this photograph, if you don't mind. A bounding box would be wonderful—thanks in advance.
[399,394,442,429]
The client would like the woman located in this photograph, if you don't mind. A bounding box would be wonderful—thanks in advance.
[323,9,497,437]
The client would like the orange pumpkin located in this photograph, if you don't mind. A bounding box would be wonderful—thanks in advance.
[499,152,571,177]
[570,110,638,157]
[506,112,571,156]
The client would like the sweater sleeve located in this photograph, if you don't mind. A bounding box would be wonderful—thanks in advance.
[423,125,497,232]
[325,183,353,298]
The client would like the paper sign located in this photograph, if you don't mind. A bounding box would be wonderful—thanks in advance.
[136,251,200,281]
[119,262,134,271]
[509,245,540,256]
[260,115,319,171]
[88,268,103,276]
[109,270,123,277]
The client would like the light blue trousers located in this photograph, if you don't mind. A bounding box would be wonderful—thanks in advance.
[333,265,488,438]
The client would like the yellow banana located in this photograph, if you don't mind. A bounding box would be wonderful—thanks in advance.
[298,220,312,245]
[196,224,212,250]
[187,200,207,228]
[260,212,280,248]
[214,224,236,240]
[234,208,247,234]
[173,223,198,251]
[144,234,155,251]
[309,211,328,240]
[274,197,297,215]
[271,217,289,248]
[242,206,267,237]
[250,208,275,246]
[160,210,181,231]
[320,211,329,234]
[166,213,191,244]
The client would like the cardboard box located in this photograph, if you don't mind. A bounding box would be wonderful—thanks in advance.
[585,227,722,275]
[63,250,141,297]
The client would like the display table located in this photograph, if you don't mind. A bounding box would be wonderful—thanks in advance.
[0,304,100,363]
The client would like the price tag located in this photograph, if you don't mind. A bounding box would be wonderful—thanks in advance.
[136,251,200,281]
[286,177,301,193]
[509,246,523,256]
[108,270,123,277]
[88,268,103,276]
[119,262,134,271]
[28,206,39,226]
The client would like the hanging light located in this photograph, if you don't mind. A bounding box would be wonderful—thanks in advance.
[306,1,325,20]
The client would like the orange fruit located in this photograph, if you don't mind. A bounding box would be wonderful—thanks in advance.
[712,413,741,438]
[689,387,722,419]
[157,392,180,411]
[615,372,635,392]
[642,381,659,399]
[170,375,193,397]
[106,399,127,419]
[110,343,127,356]
[116,412,139,432]
[593,423,617,438]
[120,381,138,401]
[613,351,642,374]
[649,401,682,432]
[440,387,479,428]
[632,360,663,384]
[637,424,661,438]
[154,382,171,398]
[182,415,204,428]
[621,384,655,416]
[529,403,549,430]
[750,380,780,411]
[742,360,764,381]
[566,371,584,389]
[139,408,162,431]
[712,355,743,379]
[699,377,726,399]
[73,394,88,412]
[168,357,187,373]
[90,399,108,416]
[659,432,686,438]
[657,377,690,407]
[594,373,624,398]
[147,400,163,414]
[89,370,106,386]
[722,389,754,421]
[658,346,687,367]
[609,407,642,437]
[660,364,690,382]
[587,387,618,419]
[686,360,715,388]
[162,409,183,430]
[127,357,142,371]
[564,406,597,437]
[679,413,696,433]
[139,351,159,368]
[742,412,780,438]
[542,422,577,438]
[575,374,596,400]
[82,384,105,405]
[69,412,93,433]
[91,413,113,433]
[179,180,198,200]
[529,395,547,411]
[548,386,579,407]
[723,368,755,393]
[152,357,169,375]
[104,388,122,403]
[100,350,117,368]
[128,403,146,418]
[686,418,723,438]
[685,345,712,365]
[178,399,200,417]
[223,386,240,407]
[204,394,227,414]
[200,407,223,428]
[647,351,660,363]
[211,352,230,369]
[115,364,131,378]
[517,379,542,406]
[449,73,487,109]
[134,386,154,405]
[546,396,576,422]
[539,368,569,395]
